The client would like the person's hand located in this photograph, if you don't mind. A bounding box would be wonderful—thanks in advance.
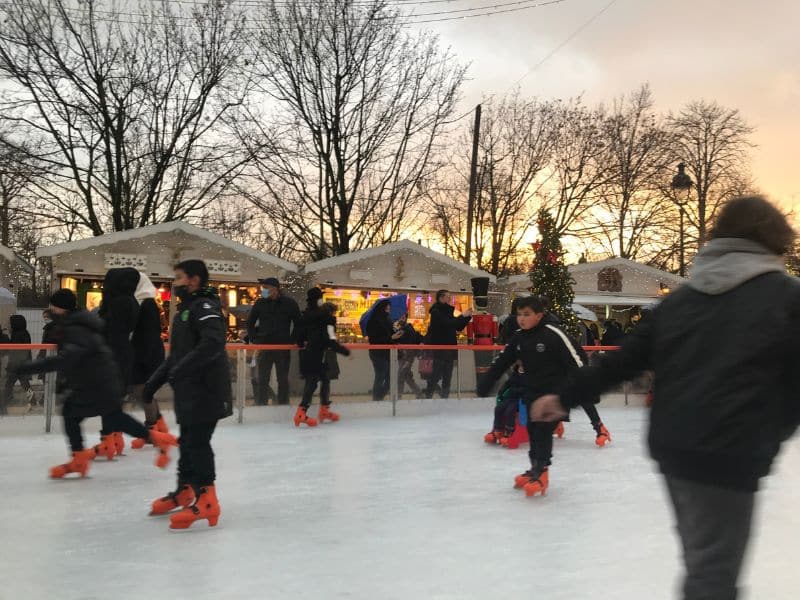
[529,394,568,422]
[463,309,473,317]
[391,331,403,340]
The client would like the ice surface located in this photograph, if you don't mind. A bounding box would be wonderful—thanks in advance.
[0,406,798,600]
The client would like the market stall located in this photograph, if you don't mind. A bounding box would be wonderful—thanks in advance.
[36,221,298,338]
[303,239,495,342]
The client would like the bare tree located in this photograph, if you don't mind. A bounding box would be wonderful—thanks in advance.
[589,85,674,260]
[543,99,612,238]
[0,136,44,246]
[668,100,755,247]
[237,0,466,260]
[0,0,251,235]
[429,94,556,275]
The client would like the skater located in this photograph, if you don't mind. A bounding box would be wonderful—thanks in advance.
[13,289,176,479]
[530,195,800,599]
[423,290,472,399]
[539,296,611,447]
[129,272,170,450]
[294,291,351,426]
[477,295,584,497]
[395,313,423,398]
[365,299,402,401]
[483,360,526,446]
[246,276,300,405]
[143,260,233,529]
[1,315,34,413]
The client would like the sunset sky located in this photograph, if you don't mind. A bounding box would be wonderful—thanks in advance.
[411,0,800,211]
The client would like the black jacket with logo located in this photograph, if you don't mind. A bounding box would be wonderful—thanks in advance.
[477,320,585,401]
[559,239,800,491]
[246,294,301,344]
[146,288,232,425]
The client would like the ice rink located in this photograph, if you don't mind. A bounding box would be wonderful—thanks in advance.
[1,404,798,600]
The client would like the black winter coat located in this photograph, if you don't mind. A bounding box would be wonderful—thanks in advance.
[477,321,584,402]
[7,314,31,366]
[246,295,301,343]
[366,303,394,361]
[17,310,123,418]
[297,308,350,379]
[559,269,800,492]
[131,298,165,384]
[425,302,471,359]
[396,323,422,360]
[146,288,233,425]
[99,268,140,388]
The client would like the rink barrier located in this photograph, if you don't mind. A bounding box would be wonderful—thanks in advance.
[0,343,622,430]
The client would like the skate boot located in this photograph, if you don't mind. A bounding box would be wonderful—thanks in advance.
[595,423,611,447]
[484,430,503,444]
[523,464,549,497]
[113,431,125,456]
[170,485,220,529]
[132,415,171,449]
[514,469,535,489]
[293,406,318,427]
[148,429,178,468]
[50,449,94,479]
[554,421,565,439]
[318,404,340,423]
[91,434,116,461]
[150,484,196,516]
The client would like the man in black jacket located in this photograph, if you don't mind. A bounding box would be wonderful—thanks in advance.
[246,277,300,405]
[144,259,233,530]
[531,196,800,600]
[423,290,472,398]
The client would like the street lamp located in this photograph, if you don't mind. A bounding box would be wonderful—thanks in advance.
[671,162,693,277]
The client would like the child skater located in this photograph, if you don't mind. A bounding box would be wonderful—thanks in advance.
[477,295,584,497]
[14,289,176,479]
[143,260,233,530]
[294,289,351,426]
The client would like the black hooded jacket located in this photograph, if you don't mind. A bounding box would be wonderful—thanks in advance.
[145,288,232,425]
[559,238,800,492]
[366,300,394,360]
[17,310,123,417]
[99,268,140,388]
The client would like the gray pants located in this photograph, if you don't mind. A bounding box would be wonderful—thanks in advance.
[665,475,755,600]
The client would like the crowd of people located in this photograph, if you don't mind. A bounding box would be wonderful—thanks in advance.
[0,195,798,599]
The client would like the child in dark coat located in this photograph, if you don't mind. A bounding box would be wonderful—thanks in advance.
[1,315,33,413]
[15,290,176,479]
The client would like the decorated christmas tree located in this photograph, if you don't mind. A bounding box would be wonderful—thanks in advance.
[529,209,581,339]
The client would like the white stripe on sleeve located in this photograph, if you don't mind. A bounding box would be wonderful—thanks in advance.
[327,324,337,341]
[545,324,584,367]
[198,314,221,321]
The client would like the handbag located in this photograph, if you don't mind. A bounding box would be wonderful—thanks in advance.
[418,352,434,377]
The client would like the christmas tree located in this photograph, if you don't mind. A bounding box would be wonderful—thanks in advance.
[529,209,581,339]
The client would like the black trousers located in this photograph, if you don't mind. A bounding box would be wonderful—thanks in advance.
[2,370,31,410]
[492,395,518,433]
[665,475,755,600]
[424,355,455,398]
[526,420,559,467]
[177,421,218,489]
[581,402,601,427]
[63,405,148,452]
[369,354,390,401]
[257,350,290,405]
[300,375,331,409]
[397,355,421,395]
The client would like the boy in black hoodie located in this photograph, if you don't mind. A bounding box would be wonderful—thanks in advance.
[15,290,177,479]
[1,315,33,413]
[477,295,584,497]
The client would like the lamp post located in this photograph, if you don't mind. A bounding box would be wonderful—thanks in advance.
[671,162,693,277]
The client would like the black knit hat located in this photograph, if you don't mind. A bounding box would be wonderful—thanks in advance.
[306,287,323,302]
[50,289,77,311]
